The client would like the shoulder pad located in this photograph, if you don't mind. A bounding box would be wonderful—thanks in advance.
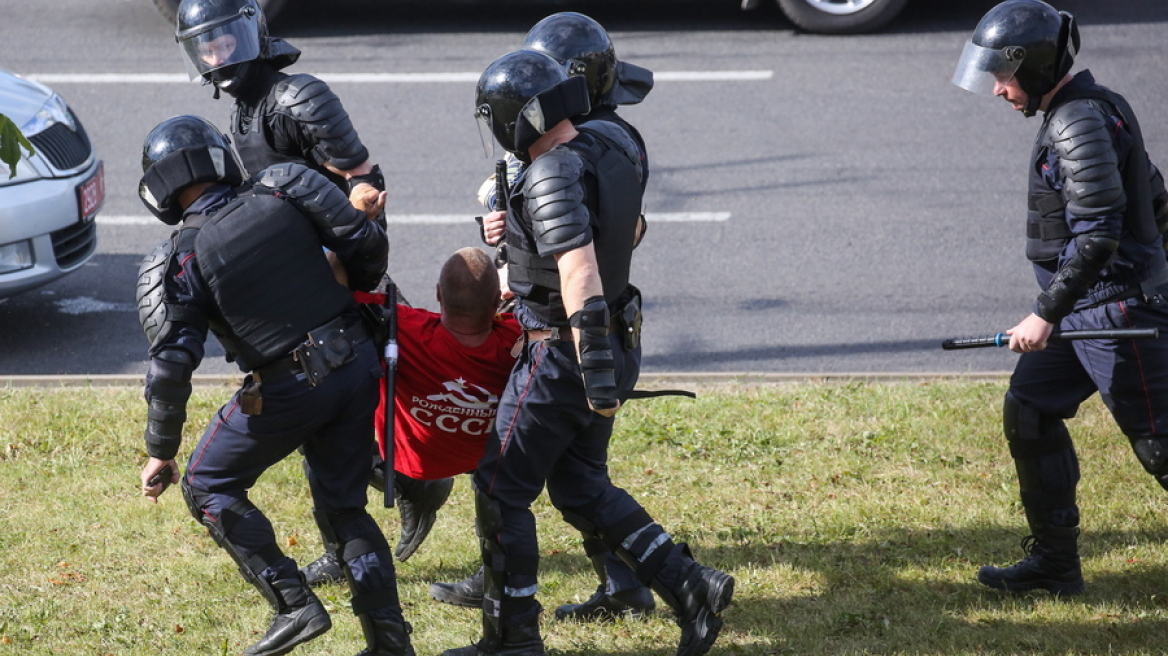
[274,74,368,170]
[522,146,592,249]
[136,238,175,350]
[1049,99,1124,217]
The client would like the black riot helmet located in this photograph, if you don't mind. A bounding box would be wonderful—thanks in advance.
[176,0,291,95]
[524,12,617,106]
[139,115,244,225]
[952,0,1079,117]
[475,49,591,160]
[522,12,653,109]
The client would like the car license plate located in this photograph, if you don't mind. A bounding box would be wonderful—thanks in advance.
[77,161,105,222]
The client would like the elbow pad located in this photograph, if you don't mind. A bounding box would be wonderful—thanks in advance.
[143,349,195,461]
[570,296,617,410]
[253,163,388,290]
[1036,233,1119,322]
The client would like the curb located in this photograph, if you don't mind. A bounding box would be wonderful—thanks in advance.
[0,371,1013,388]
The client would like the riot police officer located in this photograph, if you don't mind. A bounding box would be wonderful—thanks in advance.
[435,12,656,624]
[952,0,1168,595]
[175,0,416,588]
[442,50,734,656]
[134,115,413,656]
[175,0,384,195]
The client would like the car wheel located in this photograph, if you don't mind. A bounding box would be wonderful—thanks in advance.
[775,0,909,34]
[151,0,290,25]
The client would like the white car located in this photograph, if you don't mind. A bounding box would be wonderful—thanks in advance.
[0,69,103,300]
[151,0,908,35]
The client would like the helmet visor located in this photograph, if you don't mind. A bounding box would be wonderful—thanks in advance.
[178,15,262,81]
[951,40,1024,97]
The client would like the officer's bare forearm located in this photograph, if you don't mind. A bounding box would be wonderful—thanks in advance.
[556,245,604,333]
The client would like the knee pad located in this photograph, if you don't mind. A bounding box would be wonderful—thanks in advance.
[1003,392,1080,527]
[474,488,505,547]
[473,488,538,602]
[181,479,285,607]
[1128,434,1168,491]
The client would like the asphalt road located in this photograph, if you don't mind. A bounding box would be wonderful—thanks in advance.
[1,0,1165,376]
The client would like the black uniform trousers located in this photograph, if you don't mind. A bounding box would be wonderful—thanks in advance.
[183,340,400,611]
[473,332,645,602]
[1010,296,1168,434]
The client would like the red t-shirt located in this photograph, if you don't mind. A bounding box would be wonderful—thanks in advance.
[374,306,521,480]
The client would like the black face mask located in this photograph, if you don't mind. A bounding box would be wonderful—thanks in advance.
[206,59,264,99]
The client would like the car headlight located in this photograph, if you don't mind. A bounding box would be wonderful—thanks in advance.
[0,240,34,274]
[23,93,75,136]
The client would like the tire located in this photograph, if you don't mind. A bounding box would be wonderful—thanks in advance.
[775,0,909,34]
[151,0,290,26]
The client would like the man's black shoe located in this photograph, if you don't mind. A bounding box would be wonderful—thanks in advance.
[429,566,484,608]
[301,552,346,587]
[554,584,655,621]
[395,477,455,562]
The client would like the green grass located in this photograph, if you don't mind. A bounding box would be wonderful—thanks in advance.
[2,381,1168,655]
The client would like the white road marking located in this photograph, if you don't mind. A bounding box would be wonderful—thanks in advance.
[100,212,731,226]
[54,297,137,315]
[29,71,773,84]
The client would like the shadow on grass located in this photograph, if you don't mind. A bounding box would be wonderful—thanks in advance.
[685,524,1168,654]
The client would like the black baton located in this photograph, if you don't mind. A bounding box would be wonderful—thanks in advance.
[493,158,508,212]
[942,328,1160,350]
[383,282,398,509]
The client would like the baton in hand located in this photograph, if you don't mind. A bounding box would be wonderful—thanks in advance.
[942,328,1160,350]
[493,158,508,212]
[382,281,398,508]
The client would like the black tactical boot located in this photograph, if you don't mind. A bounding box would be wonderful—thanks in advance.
[301,552,346,587]
[441,604,546,656]
[651,549,734,656]
[977,527,1083,595]
[395,476,455,561]
[353,614,415,656]
[430,566,485,608]
[554,583,656,621]
[244,575,332,656]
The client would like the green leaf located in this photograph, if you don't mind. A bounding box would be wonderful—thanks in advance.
[0,113,35,180]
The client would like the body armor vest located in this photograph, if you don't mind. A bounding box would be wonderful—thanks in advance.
[1027,77,1161,268]
[231,68,348,190]
[507,120,643,326]
[190,191,354,370]
[579,107,649,192]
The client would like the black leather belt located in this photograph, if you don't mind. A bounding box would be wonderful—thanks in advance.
[254,318,371,382]
[255,355,301,382]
